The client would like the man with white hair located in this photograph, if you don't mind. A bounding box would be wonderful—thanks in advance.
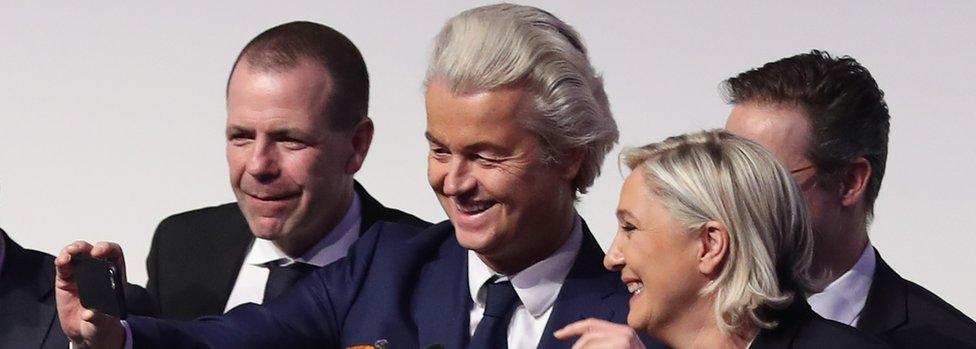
[55,4,664,348]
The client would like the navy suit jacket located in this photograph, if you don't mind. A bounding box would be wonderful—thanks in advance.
[128,220,665,348]
[0,229,68,349]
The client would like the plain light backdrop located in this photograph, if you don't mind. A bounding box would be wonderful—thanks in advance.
[1,1,973,317]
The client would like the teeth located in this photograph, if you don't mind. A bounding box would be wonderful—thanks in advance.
[456,201,494,214]
[627,282,644,295]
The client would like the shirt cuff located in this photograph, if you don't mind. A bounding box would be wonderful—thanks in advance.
[122,319,133,349]
[67,320,130,349]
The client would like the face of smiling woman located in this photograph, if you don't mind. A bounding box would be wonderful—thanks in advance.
[424,80,579,274]
[606,167,707,335]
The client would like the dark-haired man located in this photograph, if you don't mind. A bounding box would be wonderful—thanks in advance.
[724,50,976,348]
[142,21,428,320]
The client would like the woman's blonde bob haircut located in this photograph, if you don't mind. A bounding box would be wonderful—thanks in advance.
[622,130,821,334]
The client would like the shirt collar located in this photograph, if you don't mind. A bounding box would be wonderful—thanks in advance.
[467,213,583,317]
[806,243,876,325]
[245,192,362,268]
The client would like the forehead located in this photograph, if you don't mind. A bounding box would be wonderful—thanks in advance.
[226,62,334,128]
[726,102,811,166]
[424,80,534,145]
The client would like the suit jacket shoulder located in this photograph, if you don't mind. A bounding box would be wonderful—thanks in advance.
[356,181,430,231]
[0,229,68,349]
[753,299,888,348]
[146,202,252,320]
[859,251,976,348]
[145,183,431,321]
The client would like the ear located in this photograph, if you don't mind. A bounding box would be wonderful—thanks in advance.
[558,148,585,181]
[345,117,374,175]
[697,221,730,278]
[839,157,871,208]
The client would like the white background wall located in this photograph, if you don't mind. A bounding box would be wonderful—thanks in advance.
[1,1,973,317]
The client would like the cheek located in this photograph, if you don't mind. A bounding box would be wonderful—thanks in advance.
[426,160,447,191]
[226,149,246,180]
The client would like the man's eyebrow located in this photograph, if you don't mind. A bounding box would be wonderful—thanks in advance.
[225,125,251,135]
[266,127,314,140]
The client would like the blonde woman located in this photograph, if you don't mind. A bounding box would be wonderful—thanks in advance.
[556,130,887,348]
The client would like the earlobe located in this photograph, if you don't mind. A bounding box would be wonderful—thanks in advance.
[840,158,871,207]
[698,221,729,277]
[345,117,374,174]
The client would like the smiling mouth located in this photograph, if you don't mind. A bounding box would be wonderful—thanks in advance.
[454,199,497,215]
[627,281,644,295]
[247,192,300,201]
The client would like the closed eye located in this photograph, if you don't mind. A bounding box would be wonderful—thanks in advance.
[619,222,637,236]
[227,132,254,146]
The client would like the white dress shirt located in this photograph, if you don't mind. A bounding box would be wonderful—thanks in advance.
[807,243,876,326]
[224,192,362,311]
[468,213,582,349]
[119,193,362,349]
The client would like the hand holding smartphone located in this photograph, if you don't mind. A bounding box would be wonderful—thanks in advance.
[73,255,128,319]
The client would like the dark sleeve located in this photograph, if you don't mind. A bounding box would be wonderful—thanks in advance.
[125,222,391,349]
[144,216,168,309]
[127,256,354,348]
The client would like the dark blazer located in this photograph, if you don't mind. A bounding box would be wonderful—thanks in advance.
[144,182,429,320]
[0,229,68,349]
[857,250,976,348]
[751,298,888,348]
[128,220,665,348]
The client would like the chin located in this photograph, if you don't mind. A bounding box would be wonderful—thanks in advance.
[248,217,286,240]
[454,227,494,251]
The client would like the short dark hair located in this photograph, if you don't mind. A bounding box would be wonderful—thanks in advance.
[229,21,369,130]
[722,50,890,211]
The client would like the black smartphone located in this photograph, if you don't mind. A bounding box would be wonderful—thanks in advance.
[73,256,128,319]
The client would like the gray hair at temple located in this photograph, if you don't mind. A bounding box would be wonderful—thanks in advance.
[425,3,617,195]
[623,130,821,334]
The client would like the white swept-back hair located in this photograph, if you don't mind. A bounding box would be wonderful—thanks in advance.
[623,130,821,334]
[425,3,617,195]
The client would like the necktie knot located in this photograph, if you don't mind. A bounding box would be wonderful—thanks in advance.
[263,260,315,303]
[482,279,518,318]
[469,277,519,349]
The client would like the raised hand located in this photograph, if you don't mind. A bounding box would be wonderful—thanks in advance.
[55,241,128,349]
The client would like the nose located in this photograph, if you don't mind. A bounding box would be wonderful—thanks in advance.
[442,157,476,197]
[603,232,626,271]
[245,139,280,182]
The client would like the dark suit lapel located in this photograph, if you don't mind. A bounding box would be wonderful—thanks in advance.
[856,250,908,335]
[538,221,619,349]
[0,230,59,348]
[205,206,254,315]
[355,181,386,236]
[412,226,471,349]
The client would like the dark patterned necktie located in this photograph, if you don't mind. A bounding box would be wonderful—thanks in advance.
[263,260,316,303]
[469,278,519,349]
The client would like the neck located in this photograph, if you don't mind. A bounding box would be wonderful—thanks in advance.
[660,296,757,349]
[815,211,869,283]
[274,185,355,259]
[480,205,575,276]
